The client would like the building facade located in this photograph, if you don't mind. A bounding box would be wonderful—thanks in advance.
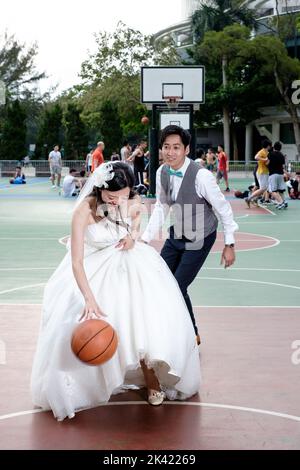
[154,0,300,160]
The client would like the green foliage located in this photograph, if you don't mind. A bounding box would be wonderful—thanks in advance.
[0,33,46,100]
[98,100,123,158]
[35,104,64,159]
[64,102,88,160]
[0,100,26,160]
[77,22,179,142]
[191,0,267,41]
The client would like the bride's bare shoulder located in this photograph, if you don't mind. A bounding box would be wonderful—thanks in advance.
[73,198,94,222]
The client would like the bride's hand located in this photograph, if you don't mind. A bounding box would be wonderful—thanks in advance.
[115,235,135,251]
[79,299,107,321]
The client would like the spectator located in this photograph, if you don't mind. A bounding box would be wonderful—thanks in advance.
[48,145,62,189]
[120,141,131,162]
[91,142,105,172]
[85,150,93,175]
[62,169,82,198]
[216,145,230,192]
[288,171,300,199]
[10,166,26,184]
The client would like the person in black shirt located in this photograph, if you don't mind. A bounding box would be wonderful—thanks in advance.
[267,141,287,209]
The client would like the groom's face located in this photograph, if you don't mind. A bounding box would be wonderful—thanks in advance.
[161,134,189,170]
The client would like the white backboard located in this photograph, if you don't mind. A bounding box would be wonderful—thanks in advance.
[160,113,190,130]
[141,66,205,104]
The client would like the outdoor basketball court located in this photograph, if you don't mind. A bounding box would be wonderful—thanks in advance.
[0,176,299,450]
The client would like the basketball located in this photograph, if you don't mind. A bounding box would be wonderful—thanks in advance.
[234,190,243,198]
[141,116,149,125]
[71,319,118,366]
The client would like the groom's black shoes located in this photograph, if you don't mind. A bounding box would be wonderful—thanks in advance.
[196,334,201,346]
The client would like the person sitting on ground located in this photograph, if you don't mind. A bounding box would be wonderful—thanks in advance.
[62,169,82,198]
[10,166,26,184]
[287,171,300,199]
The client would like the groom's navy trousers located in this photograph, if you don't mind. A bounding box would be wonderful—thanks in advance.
[161,227,217,336]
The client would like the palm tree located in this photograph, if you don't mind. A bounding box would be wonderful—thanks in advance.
[192,0,268,42]
[191,0,268,157]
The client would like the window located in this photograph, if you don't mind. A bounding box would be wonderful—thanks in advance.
[280,123,296,144]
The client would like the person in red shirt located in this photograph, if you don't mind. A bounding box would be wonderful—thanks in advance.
[91,141,105,172]
[216,144,230,192]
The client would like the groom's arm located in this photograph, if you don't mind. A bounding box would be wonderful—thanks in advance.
[141,166,169,244]
[195,169,238,245]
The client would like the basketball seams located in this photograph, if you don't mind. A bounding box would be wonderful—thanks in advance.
[73,324,110,356]
[87,330,116,363]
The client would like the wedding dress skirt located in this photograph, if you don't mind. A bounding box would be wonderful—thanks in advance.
[31,218,201,420]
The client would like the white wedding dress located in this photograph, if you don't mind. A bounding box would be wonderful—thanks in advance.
[31,216,201,421]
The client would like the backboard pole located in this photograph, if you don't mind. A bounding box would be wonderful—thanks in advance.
[149,104,159,196]
[189,105,196,159]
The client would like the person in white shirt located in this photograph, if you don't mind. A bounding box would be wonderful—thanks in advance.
[48,145,62,188]
[141,125,238,345]
[62,169,82,198]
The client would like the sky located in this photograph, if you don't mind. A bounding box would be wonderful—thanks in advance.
[2,0,182,94]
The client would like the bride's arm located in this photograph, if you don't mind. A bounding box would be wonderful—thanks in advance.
[115,196,142,250]
[129,195,142,241]
[71,201,105,320]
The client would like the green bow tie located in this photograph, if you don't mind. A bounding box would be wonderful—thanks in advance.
[168,168,183,178]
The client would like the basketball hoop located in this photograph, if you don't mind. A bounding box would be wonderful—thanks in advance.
[164,96,180,111]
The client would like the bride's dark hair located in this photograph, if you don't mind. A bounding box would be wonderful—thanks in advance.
[88,162,137,225]
[89,162,136,204]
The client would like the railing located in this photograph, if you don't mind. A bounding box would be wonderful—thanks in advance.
[0,160,87,177]
[1,160,300,177]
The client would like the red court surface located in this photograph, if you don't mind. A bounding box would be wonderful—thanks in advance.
[0,305,299,450]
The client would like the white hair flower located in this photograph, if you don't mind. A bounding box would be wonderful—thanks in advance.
[93,163,115,188]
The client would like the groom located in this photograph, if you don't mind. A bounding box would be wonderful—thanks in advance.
[141,125,238,345]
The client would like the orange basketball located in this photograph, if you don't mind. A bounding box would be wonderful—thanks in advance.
[71,319,118,366]
[141,116,149,125]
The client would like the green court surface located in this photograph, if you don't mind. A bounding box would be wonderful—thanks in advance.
[0,176,300,308]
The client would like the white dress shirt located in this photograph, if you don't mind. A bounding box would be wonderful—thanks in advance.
[142,158,238,245]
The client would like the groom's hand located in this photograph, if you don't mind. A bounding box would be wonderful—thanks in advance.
[221,246,235,269]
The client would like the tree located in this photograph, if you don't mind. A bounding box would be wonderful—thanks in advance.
[0,33,46,100]
[193,25,279,159]
[64,102,88,160]
[249,34,300,157]
[35,103,64,159]
[191,0,267,42]
[0,100,27,160]
[78,22,179,140]
[98,100,123,158]
[80,21,179,86]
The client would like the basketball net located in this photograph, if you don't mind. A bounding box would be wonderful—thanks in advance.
[164,96,180,111]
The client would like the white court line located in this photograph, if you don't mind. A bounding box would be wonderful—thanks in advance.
[1,402,300,423]
[203,268,300,272]
[196,277,300,291]
[1,267,299,273]
[235,214,249,219]
[193,305,300,308]
[0,238,58,240]
[237,221,300,224]
[0,284,45,296]
[0,268,56,271]
[214,232,280,253]
[1,304,299,308]
[258,205,276,216]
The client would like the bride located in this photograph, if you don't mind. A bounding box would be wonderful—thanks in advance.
[31,162,201,421]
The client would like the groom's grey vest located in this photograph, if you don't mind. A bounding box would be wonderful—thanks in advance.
[160,160,218,245]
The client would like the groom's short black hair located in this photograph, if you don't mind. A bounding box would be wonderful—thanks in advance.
[160,125,191,149]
